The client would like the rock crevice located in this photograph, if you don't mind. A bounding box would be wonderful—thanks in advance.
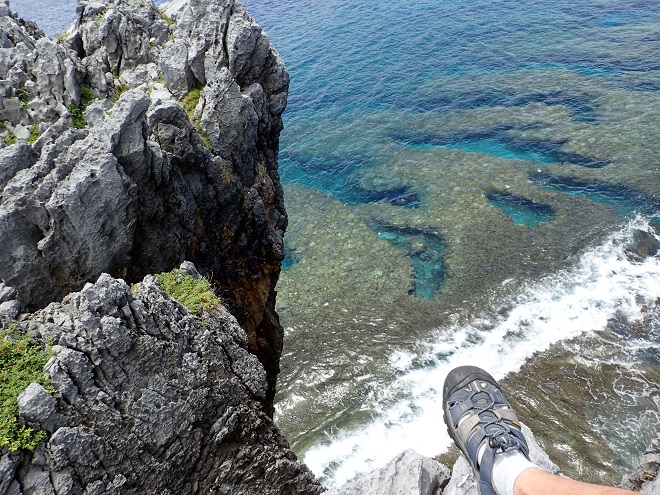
[0,0,288,412]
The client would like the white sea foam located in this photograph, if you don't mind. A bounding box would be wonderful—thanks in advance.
[304,217,660,487]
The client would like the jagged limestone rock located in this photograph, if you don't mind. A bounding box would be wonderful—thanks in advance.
[0,1,83,126]
[1,270,322,494]
[0,0,288,413]
[326,449,450,495]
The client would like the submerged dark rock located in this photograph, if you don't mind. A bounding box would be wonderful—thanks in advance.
[624,229,660,262]
[0,0,288,414]
[0,270,322,494]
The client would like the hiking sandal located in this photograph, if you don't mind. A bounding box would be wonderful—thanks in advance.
[443,366,530,495]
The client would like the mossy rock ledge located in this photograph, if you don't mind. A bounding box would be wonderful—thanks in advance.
[0,269,322,494]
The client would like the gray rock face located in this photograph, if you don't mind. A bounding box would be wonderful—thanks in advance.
[1,270,322,494]
[0,2,83,128]
[326,449,450,495]
[0,0,288,413]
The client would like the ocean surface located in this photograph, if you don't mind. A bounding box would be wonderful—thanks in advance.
[12,0,660,488]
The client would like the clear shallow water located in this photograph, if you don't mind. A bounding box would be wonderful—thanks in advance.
[239,0,660,486]
[12,0,660,488]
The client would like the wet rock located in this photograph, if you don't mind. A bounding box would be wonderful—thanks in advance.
[326,449,450,495]
[1,270,322,494]
[624,229,660,262]
[622,434,660,494]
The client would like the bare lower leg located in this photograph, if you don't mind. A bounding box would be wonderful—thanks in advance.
[514,468,637,495]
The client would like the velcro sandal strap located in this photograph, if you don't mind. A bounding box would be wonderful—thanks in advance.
[466,428,487,462]
[456,413,481,443]
[449,399,475,426]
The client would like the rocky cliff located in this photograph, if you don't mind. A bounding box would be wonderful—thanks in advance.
[0,0,288,414]
[0,266,322,494]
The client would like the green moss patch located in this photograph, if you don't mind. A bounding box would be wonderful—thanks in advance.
[155,269,221,313]
[181,87,202,121]
[2,131,16,146]
[0,325,54,452]
[26,122,39,144]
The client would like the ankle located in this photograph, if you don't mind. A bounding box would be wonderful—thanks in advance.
[492,450,538,495]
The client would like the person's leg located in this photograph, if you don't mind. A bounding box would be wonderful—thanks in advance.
[442,366,637,495]
[514,467,637,495]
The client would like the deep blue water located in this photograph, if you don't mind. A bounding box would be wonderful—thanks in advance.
[9,0,660,487]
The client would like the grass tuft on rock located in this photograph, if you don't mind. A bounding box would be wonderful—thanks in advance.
[68,87,99,129]
[111,82,129,102]
[0,325,54,452]
[197,126,213,149]
[158,8,174,26]
[155,269,221,313]
[26,122,39,144]
[181,87,202,121]
[3,131,16,146]
[16,88,33,109]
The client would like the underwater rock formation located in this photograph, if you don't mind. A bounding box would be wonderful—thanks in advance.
[0,0,288,413]
[0,269,322,494]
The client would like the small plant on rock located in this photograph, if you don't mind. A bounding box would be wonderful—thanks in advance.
[16,88,33,109]
[3,131,16,146]
[111,82,129,102]
[181,87,202,121]
[54,31,68,43]
[0,325,55,452]
[158,8,174,26]
[197,126,213,150]
[26,122,39,144]
[68,86,99,129]
[155,269,221,314]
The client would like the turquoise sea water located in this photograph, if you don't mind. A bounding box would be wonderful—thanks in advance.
[11,0,660,487]
[239,0,660,485]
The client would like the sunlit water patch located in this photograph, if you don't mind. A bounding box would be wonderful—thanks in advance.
[304,218,660,487]
[392,130,607,167]
[534,173,660,224]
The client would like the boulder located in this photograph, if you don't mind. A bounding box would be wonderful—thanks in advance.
[326,449,450,495]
